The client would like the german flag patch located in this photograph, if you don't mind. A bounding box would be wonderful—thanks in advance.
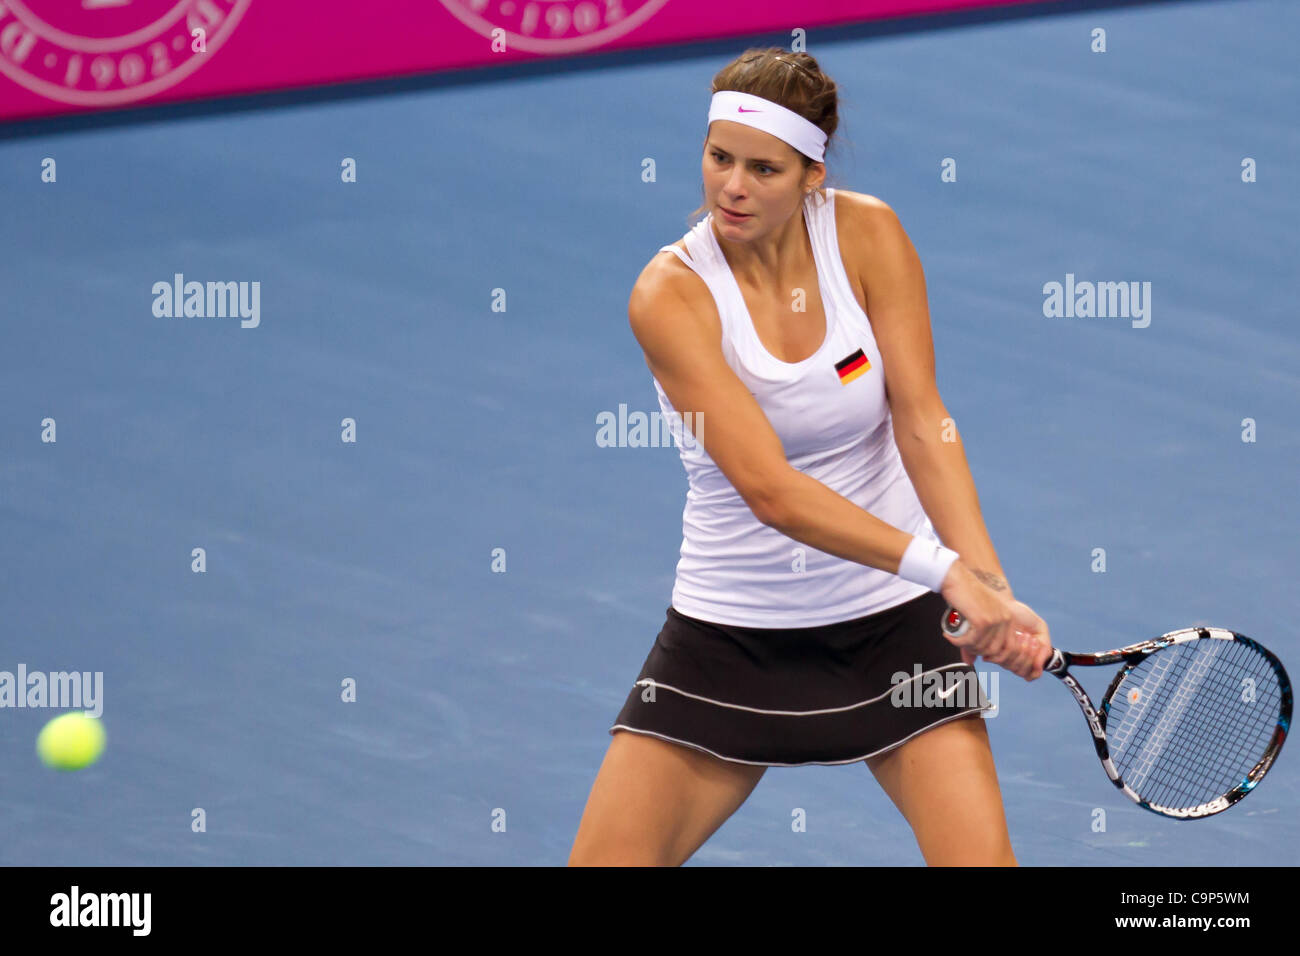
[835,348,870,385]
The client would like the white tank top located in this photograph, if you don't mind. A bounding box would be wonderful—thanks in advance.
[652,187,941,627]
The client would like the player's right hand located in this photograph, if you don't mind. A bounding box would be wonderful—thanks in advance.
[939,561,1048,680]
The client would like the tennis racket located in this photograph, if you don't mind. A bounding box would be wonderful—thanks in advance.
[941,607,1291,819]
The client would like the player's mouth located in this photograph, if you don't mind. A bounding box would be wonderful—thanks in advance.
[720,206,752,222]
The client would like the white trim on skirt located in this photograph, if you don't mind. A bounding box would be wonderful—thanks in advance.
[626,662,975,716]
[608,705,991,768]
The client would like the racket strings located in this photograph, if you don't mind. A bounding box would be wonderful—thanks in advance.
[1105,638,1282,812]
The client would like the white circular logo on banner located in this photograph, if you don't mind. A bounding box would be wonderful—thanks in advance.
[436,0,670,54]
[0,0,252,107]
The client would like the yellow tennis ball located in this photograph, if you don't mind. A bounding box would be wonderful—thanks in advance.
[36,712,106,771]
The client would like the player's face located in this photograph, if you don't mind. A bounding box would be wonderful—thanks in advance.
[703,122,810,235]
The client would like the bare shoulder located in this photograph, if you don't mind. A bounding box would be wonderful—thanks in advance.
[627,244,720,349]
[831,189,915,294]
[630,241,698,301]
[831,188,902,236]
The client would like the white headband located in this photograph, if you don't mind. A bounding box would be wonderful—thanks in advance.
[707,90,827,163]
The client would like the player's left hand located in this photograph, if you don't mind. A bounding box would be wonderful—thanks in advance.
[1006,600,1050,680]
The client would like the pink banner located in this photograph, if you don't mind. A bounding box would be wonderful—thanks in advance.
[0,0,1048,122]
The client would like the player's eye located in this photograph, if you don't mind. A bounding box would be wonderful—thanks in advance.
[711,151,773,175]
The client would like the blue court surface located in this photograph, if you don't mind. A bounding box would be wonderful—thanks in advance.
[1,0,1296,865]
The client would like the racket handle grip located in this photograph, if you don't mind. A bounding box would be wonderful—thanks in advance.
[942,606,970,637]
[943,605,1062,672]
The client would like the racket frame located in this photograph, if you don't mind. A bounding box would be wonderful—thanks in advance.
[941,611,1292,819]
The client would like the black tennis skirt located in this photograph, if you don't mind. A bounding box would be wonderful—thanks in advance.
[609,589,993,766]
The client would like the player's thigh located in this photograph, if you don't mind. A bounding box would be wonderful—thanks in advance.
[569,728,766,866]
[864,713,1016,866]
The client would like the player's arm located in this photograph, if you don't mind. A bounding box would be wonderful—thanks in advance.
[629,257,916,577]
[848,194,1011,596]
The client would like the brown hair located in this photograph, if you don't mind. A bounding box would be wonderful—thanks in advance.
[687,47,846,225]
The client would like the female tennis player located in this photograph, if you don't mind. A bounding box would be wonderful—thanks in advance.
[569,48,1052,867]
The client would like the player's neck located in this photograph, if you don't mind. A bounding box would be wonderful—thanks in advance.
[711,206,812,292]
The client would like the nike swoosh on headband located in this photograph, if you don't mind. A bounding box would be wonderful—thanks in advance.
[736,106,761,112]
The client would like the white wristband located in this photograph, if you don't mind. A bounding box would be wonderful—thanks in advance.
[897,536,959,593]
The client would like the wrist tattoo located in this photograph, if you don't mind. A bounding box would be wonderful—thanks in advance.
[971,569,1009,593]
